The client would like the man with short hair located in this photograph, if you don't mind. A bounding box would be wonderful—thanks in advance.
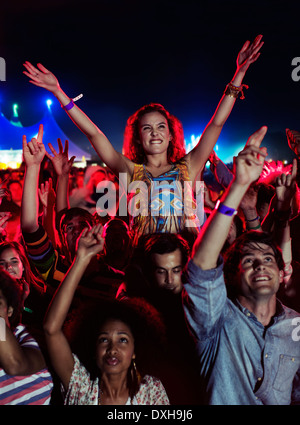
[117,232,189,299]
[116,233,202,405]
[183,127,300,405]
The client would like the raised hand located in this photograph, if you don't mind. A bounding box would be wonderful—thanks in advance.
[22,124,46,167]
[46,138,75,177]
[38,178,56,209]
[286,128,300,156]
[23,62,60,94]
[236,34,264,74]
[76,224,104,260]
[234,126,268,186]
[0,212,11,238]
[275,158,297,209]
[0,179,9,201]
[239,184,258,211]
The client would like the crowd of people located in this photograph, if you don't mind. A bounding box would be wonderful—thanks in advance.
[0,34,300,405]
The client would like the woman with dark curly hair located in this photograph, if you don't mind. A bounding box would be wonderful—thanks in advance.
[44,224,169,405]
[24,35,263,244]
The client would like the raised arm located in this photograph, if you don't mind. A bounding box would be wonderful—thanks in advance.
[23,62,134,179]
[0,213,10,242]
[268,159,297,284]
[21,124,45,233]
[0,180,9,205]
[239,184,262,231]
[187,35,264,183]
[192,126,268,270]
[47,138,75,213]
[0,322,46,376]
[43,224,104,391]
[38,178,57,247]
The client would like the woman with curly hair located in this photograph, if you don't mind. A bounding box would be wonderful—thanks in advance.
[24,35,263,244]
[122,103,186,165]
[44,224,169,405]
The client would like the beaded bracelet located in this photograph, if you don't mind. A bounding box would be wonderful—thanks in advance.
[224,82,249,100]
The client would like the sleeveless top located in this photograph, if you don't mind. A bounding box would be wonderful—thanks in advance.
[128,158,200,244]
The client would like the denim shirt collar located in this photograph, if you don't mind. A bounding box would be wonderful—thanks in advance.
[233,297,286,324]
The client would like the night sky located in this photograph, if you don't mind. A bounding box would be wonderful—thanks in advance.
[1,0,300,164]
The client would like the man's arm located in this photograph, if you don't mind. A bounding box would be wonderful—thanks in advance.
[192,126,268,270]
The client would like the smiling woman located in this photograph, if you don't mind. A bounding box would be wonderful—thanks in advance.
[0,241,47,330]
[23,34,264,246]
[123,104,185,165]
[123,103,201,244]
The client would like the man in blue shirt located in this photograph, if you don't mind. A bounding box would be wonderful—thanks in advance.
[183,126,300,405]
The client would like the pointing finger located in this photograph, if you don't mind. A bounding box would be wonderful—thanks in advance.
[246,126,268,148]
[291,158,298,180]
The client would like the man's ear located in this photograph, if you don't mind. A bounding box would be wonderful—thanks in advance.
[279,269,284,284]
[7,306,13,318]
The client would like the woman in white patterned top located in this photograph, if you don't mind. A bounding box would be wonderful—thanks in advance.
[44,224,169,405]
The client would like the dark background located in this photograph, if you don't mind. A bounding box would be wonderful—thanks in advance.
[1,0,300,163]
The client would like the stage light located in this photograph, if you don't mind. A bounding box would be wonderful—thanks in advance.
[46,99,53,108]
[13,104,18,116]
